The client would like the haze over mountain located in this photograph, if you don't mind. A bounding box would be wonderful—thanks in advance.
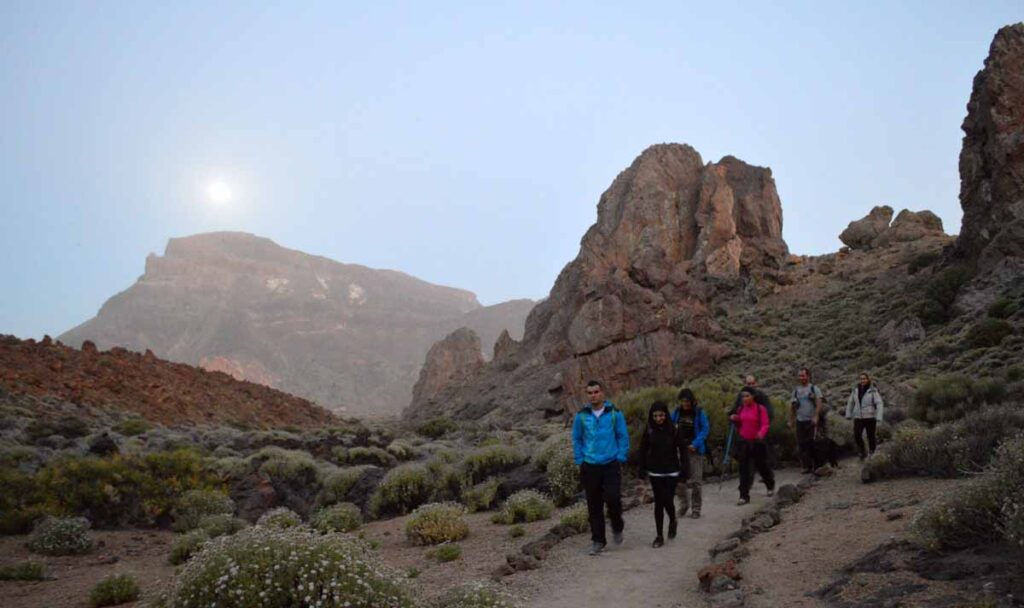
[59,232,532,417]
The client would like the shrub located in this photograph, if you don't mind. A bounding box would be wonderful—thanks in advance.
[346,447,398,468]
[907,251,940,275]
[251,447,322,484]
[0,560,45,581]
[559,502,589,533]
[197,514,248,538]
[170,529,210,565]
[463,478,501,513]
[428,543,462,562]
[425,458,464,503]
[24,415,90,442]
[0,468,47,534]
[315,465,373,508]
[405,502,469,545]
[311,503,362,533]
[165,527,413,608]
[532,432,570,471]
[417,418,457,439]
[492,490,554,525]
[172,489,234,532]
[615,386,680,464]
[987,296,1019,320]
[461,445,526,486]
[545,447,580,506]
[386,440,417,461]
[911,475,1003,551]
[508,525,525,538]
[256,507,302,529]
[965,318,1014,349]
[112,418,152,437]
[911,374,1008,423]
[89,574,140,607]
[28,516,94,555]
[370,463,434,517]
[918,265,973,325]
[426,581,519,608]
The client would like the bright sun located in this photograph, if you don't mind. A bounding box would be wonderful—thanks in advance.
[206,180,232,205]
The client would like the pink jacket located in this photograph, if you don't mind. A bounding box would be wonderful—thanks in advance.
[735,403,769,441]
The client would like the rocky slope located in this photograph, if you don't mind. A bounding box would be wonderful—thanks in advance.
[407,145,790,423]
[59,233,532,417]
[0,335,335,428]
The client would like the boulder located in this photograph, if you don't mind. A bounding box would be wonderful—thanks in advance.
[840,206,894,250]
[874,209,946,246]
[876,317,926,351]
[699,559,741,592]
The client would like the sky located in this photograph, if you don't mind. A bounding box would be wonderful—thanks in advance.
[1,1,1021,339]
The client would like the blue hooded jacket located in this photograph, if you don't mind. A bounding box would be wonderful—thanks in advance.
[671,406,710,455]
[572,401,630,466]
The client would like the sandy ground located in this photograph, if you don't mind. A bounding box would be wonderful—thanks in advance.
[0,529,176,608]
[508,469,804,608]
[739,462,966,608]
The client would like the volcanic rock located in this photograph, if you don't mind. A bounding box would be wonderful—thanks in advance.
[840,206,894,250]
[956,24,1024,269]
[410,328,485,406]
[876,210,946,246]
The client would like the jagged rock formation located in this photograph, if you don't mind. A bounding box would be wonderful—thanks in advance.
[0,335,335,428]
[841,207,946,251]
[956,23,1024,270]
[410,328,485,406]
[406,144,789,423]
[59,233,532,417]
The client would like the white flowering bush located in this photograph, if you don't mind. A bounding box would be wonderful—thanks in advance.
[545,446,579,506]
[426,581,520,608]
[256,507,302,529]
[405,502,469,545]
[491,490,554,525]
[311,503,362,533]
[165,526,413,608]
[27,516,94,555]
[172,489,235,532]
[559,502,589,533]
[532,432,570,471]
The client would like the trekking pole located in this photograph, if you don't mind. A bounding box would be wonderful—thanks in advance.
[718,423,735,492]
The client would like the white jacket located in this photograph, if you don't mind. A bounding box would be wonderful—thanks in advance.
[845,385,884,421]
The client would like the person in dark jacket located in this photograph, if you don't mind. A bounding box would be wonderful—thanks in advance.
[671,388,710,518]
[640,401,684,547]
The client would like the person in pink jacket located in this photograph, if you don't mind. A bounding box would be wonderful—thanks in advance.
[729,390,775,505]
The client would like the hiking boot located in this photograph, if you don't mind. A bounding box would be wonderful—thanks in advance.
[588,542,606,556]
[690,511,701,519]
[652,536,664,548]
[677,505,689,518]
[737,497,750,506]
[668,519,677,539]
[612,530,623,545]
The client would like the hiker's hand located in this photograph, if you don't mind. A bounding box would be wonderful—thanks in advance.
[729,415,739,422]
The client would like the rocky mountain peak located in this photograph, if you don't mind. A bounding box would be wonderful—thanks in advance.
[840,206,946,251]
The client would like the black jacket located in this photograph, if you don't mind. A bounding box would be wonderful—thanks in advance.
[639,422,684,475]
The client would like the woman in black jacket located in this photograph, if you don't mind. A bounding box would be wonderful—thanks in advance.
[639,401,685,547]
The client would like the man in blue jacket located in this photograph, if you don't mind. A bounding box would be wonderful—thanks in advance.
[572,379,630,555]
[671,388,710,518]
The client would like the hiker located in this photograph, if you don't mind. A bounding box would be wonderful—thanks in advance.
[671,388,709,519]
[729,390,774,505]
[731,374,773,421]
[572,380,629,555]
[789,367,824,474]
[639,401,683,547]
[845,372,885,460]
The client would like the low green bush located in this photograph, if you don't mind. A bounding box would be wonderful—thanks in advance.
[559,502,589,533]
[463,478,501,513]
[405,502,469,545]
[346,446,398,468]
[165,527,413,608]
[461,445,526,486]
[965,318,1014,349]
[0,560,45,581]
[370,463,435,517]
[917,264,973,325]
[28,516,94,555]
[508,525,525,538]
[315,465,373,508]
[987,296,1019,320]
[0,468,46,534]
[172,489,234,532]
[907,251,940,275]
[417,418,457,439]
[197,513,248,538]
[492,490,554,525]
[386,440,417,461]
[545,447,580,506]
[425,459,465,503]
[112,418,152,437]
[170,529,210,565]
[911,374,1009,423]
[311,502,362,533]
[89,574,140,607]
[428,543,462,562]
[532,432,570,471]
[426,581,519,608]
[256,507,302,529]
[24,415,90,442]
[251,447,322,484]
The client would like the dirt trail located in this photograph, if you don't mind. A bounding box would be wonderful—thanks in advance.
[509,469,803,608]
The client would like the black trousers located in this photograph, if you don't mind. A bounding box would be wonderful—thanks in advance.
[648,475,678,537]
[853,418,878,456]
[580,461,624,545]
[737,440,774,500]
[796,421,817,470]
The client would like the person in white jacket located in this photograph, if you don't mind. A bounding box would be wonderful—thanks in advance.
[845,372,885,460]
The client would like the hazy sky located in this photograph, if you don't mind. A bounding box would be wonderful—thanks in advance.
[2,1,1021,339]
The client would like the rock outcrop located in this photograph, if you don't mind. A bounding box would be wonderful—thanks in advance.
[841,207,945,250]
[410,328,485,406]
[406,144,789,423]
[956,23,1024,269]
[59,232,532,417]
[840,206,894,250]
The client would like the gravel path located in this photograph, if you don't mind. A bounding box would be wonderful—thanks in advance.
[509,469,803,608]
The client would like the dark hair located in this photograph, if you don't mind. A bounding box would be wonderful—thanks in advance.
[677,388,697,405]
[799,367,812,378]
[646,401,673,434]
[585,380,602,390]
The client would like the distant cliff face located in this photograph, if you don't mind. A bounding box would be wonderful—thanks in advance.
[407,144,790,424]
[59,232,532,417]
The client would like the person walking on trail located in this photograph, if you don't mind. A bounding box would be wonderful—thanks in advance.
[639,401,683,548]
[572,380,630,555]
[671,388,709,519]
[789,368,824,474]
[730,375,774,421]
[730,390,774,505]
[845,372,885,460]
